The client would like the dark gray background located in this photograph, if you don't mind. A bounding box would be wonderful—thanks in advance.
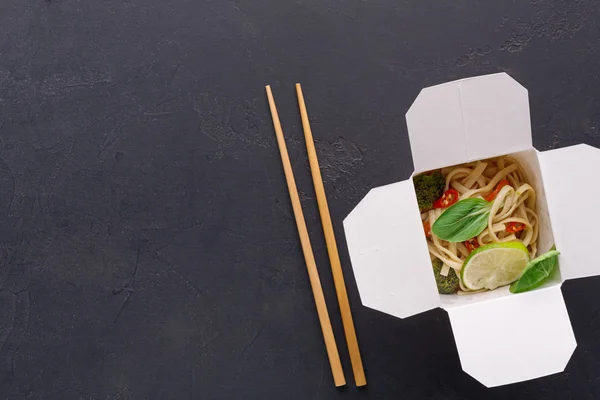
[1,0,600,399]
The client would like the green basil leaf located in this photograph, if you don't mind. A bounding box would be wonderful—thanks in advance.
[510,250,560,293]
[431,198,491,242]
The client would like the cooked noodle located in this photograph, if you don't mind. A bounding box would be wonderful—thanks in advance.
[422,156,539,294]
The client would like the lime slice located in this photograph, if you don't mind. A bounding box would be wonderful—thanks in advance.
[510,250,560,293]
[461,242,530,290]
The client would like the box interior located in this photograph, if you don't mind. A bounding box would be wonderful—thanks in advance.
[414,148,560,310]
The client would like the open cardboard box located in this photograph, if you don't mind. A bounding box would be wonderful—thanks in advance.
[343,73,600,387]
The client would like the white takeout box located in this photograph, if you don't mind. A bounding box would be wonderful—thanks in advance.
[343,73,600,387]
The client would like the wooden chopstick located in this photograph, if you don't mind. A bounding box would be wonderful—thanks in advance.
[265,85,346,388]
[296,83,367,387]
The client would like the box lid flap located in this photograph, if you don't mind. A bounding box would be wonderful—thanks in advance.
[447,286,575,387]
[343,180,439,318]
[406,73,532,173]
[539,144,600,280]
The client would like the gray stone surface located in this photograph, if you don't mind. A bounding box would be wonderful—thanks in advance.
[0,0,600,398]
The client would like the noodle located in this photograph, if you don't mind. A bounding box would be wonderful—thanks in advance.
[420,156,539,293]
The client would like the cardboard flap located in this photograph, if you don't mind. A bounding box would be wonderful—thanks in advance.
[343,180,439,318]
[447,286,575,387]
[539,144,600,280]
[406,73,532,173]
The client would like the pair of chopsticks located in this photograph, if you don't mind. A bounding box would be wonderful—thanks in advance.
[265,84,366,388]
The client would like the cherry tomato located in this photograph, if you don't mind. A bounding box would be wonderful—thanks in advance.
[433,189,459,209]
[423,220,432,237]
[484,179,510,202]
[505,222,525,233]
[464,238,479,253]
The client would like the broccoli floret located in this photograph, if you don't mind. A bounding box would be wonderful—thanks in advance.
[432,258,459,294]
[413,171,445,211]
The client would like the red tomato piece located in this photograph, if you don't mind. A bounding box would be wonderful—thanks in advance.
[505,222,525,233]
[423,220,432,237]
[464,238,480,253]
[484,179,510,202]
[433,189,459,209]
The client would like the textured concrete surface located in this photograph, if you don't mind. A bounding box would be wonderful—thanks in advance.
[1,0,600,399]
